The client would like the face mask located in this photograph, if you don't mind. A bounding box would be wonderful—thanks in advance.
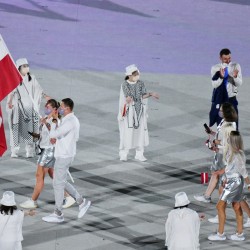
[58,108,65,116]
[44,108,52,116]
[218,110,223,118]
[20,67,29,75]
[133,75,139,82]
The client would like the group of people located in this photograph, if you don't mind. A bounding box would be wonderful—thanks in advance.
[165,48,249,249]
[1,58,92,249]
[0,48,249,249]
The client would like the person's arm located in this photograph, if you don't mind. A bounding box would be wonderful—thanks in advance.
[142,92,159,99]
[50,119,72,139]
[24,210,36,216]
[211,66,223,88]
[232,63,242,87]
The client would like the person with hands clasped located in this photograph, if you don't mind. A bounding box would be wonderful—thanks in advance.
[209,48,242,129]
[118,64,159,162]
[208,131,250,241]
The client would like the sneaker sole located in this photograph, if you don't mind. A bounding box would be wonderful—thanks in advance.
[78,201,91,219]
[42,217,64,223]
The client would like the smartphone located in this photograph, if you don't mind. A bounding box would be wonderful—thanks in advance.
[203,123,211,134]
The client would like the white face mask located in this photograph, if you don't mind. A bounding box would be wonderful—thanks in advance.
[20,67,29,76]
[133,75,140,82]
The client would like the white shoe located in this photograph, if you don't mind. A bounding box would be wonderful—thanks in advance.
[26,152,34,158]
[62,196,76,209]
[11,152,18,158]
[208,232,226,241]
[42,213,64,223]
[135,155,147,162]
[208,215,219,223]
[243,218,250,228]
[120,155,127,161]
[227,232,245,241]
[78,199,91,219]
[19,199,38,209]
[194,194,211,203]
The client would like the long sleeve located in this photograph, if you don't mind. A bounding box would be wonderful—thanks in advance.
[232,63,242,87]
[165,215,172,247]
[211,65,223,89]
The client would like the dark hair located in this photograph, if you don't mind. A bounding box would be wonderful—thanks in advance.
[18,66,32,82]
[0,205,17,215]
[61,98,74,111]
[174,205,188,209]
[221,102,238,122]
[46,99,60,109]
[220,48,231,57]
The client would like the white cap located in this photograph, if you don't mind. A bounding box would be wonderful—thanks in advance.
[16,58,28,68]
[0,191,16,206]
[174,192,190,207]
[125,64,139,76]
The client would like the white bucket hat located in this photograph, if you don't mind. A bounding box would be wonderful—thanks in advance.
[16,58,28,68]
[0,191,16,206]
[174,192,190,207]
[125,64,139,76]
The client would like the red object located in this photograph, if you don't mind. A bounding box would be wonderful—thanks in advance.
[0,37,22,102]
[122,104,127,117]
[201,172,209,184]
[0,106,7,156]
[0,35,23,156]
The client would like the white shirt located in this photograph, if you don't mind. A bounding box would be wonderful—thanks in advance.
[0,210,24,242]
[39,117,54,149]
[165,208,200,250]
[50,112,80,158]
[211,62,242,98]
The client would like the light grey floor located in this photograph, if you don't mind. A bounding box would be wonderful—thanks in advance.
[1,71,250,249]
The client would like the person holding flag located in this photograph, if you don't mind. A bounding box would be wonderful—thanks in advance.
[6,58,50,158]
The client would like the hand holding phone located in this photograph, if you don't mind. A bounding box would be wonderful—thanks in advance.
[204,123,211,134]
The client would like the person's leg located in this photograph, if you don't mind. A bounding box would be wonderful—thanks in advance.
[217,200,227,234]
[48,167,54,179]
[53,157,72,215]
[119,148,129,161]
[135,147,146,161]
[31,166,48,201]
[25,143,34,158]
[232,202,243,234]
[204,172,220,197]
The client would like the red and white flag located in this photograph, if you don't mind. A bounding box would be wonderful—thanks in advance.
[0,34,22,156]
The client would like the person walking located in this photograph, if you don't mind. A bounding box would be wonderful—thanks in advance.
[42,98,91,223]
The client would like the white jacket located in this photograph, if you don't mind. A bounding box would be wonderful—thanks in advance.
[165,208,200,250]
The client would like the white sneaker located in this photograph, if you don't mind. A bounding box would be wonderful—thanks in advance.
[120,155,127,161]
[208,232,226,241]
[135,155,147,162]
[78,199,91,219]
[62,196,76,209]
[11,152,18,158]
[208,215,219,223]
[19,199,38,209]
[194,194,211,203]
[243,218,250,228]
[42,213,64,223]
[26,152,34,158]
[228,232,245,241]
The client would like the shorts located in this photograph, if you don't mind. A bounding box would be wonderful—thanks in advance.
[37,147,55,168]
